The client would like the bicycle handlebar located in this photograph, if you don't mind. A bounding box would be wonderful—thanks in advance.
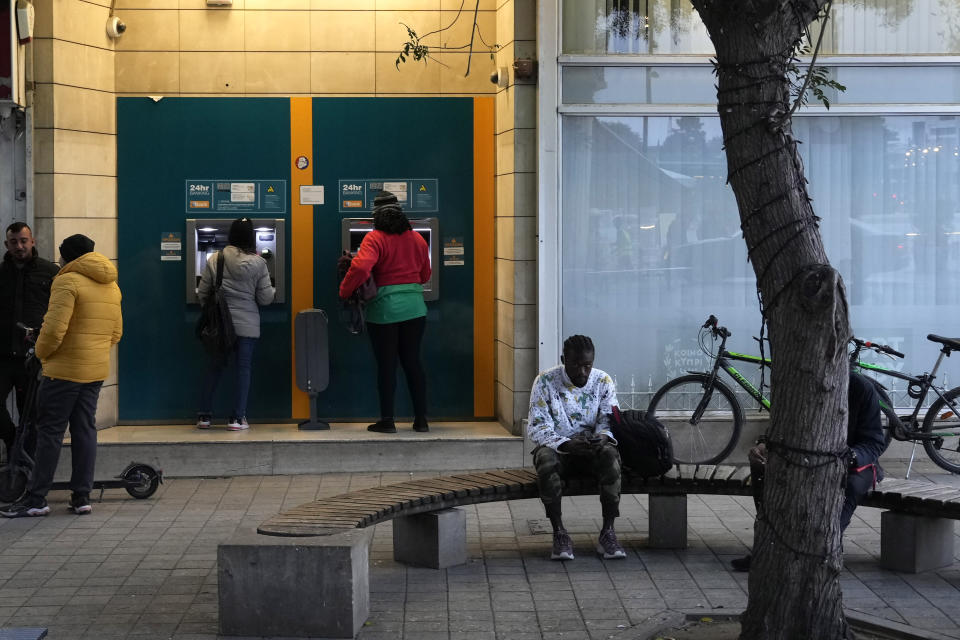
[15,322,37,346]
[850,336,904,359]
[702,315,731,338]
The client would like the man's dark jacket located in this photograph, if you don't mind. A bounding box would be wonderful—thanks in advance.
[848,372,887,480]
[0,249,59,357]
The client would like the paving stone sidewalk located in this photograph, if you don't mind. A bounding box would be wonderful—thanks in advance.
[0,461,955,639]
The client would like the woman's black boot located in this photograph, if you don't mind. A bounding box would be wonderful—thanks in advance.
[367,419,397,433]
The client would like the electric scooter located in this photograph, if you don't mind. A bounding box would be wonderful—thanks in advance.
[0,324,163,504]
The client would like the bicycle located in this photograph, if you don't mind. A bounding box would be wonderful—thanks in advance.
[646,315,900,465]
[849,335,960,476]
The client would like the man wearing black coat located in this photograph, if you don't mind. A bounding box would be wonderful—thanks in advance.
[731,371,887,571]
[0,223,59,454]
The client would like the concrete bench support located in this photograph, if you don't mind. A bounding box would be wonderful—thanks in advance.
[218,527,373,638]
[880,511,955,573]
[649,494,688,549]
[393,507,467,569]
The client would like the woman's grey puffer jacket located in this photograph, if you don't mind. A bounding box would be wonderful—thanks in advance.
[198,245,275,338]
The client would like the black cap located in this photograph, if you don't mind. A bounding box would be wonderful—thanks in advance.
[59,234,95,263]
[373,191,398,208]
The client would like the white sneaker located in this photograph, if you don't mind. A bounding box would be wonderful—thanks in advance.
[227,416,249,431]
[196,413,212,429]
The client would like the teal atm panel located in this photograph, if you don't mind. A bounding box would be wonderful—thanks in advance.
[117,98,292,422]
[313,98,475,420]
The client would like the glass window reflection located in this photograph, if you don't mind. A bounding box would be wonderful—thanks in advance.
[561,115,960,411]
[562,0,960,55]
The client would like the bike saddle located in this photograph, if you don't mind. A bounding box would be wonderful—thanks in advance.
[927,334,960,351]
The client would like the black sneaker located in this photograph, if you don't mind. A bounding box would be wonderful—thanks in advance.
[0,497,50,518]
[412,418,429,432]
[731,554,752,572]
[69,493,92,515]
[367,420,397,434]
[551,529,574,561]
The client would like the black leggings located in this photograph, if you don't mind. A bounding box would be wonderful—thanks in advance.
[366,316,427,420]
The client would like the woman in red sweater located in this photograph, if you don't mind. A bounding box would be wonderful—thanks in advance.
[339,192,432,433]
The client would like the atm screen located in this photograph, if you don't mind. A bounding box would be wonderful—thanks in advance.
[186,218,286,304]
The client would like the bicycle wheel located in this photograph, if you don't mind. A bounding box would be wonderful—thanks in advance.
[921,386,960,474]
[647,374,743,465]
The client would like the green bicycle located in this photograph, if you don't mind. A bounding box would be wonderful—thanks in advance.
[647,315,900,466]
[850,335,960,476]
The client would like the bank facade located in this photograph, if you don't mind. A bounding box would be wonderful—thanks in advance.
[0,0,957,430]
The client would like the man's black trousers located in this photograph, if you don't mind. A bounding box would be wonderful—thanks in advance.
[750,457,874,532]
[27,377,102,499]
[0,356,28,452]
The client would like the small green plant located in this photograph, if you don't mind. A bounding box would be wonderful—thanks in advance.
[786,0,846,113]
[395,0,499,77]
[396,24,434,69]
[788,45,847,110]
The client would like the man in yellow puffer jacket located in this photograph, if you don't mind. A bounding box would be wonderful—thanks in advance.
[1,234,122,517]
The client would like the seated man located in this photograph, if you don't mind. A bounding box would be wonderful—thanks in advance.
[731,371,887,571]
[527,335,625,561]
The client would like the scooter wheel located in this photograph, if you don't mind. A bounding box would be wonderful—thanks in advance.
[123,464,161,499]
[0,466,28,504]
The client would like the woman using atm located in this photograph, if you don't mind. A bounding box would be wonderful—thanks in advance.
[339,191,432,433]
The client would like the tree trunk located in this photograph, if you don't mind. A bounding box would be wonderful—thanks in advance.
[689,1,853,638]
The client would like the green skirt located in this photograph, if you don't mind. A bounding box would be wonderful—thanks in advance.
[365,283,427,324]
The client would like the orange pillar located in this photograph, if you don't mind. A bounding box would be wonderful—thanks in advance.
[290,97,313,419]
[474,97,495,417]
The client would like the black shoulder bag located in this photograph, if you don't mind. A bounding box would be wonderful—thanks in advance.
[195,251,237,357]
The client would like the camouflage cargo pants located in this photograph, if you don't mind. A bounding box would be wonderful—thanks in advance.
[532,443,621,519]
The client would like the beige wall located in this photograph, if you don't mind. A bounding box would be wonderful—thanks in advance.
[113,0,498,96]
[32,0,119,427]
[494,0,535,434]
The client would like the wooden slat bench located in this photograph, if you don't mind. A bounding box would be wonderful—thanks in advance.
[218,464,960,639]
[257,464,754,538]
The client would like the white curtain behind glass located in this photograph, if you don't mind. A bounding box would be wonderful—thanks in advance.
[561,115,960,410]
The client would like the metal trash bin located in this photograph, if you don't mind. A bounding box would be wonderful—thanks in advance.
[294,309,330,430]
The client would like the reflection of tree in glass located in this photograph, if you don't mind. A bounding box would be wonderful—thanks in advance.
[661,117,707,155]
[806,0,960,53]
[938,0,960,52]
[599,0,695,52]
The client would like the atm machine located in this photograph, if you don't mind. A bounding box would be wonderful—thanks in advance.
[185,218,286,303]
[341,217,440,300]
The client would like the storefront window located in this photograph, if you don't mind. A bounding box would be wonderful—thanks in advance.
[562,65,960,105]
[561,0,960,55]
[561,114,960,409]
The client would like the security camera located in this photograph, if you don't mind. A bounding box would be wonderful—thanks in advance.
[106,16,126,38]
[489,66,509,88]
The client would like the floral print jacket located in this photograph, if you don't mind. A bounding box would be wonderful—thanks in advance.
[526,365,619,451]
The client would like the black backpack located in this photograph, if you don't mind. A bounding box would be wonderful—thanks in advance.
[195,251,236,358]
[610,407,674,477]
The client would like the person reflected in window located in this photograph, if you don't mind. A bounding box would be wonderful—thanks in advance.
[339,191,432,434]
